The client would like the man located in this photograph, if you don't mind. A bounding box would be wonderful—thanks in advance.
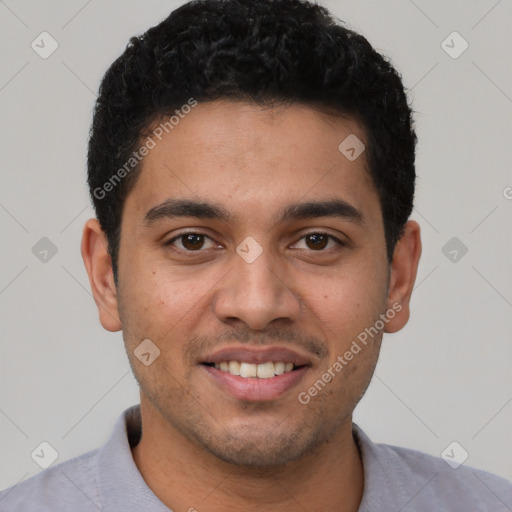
[1,0,510,510]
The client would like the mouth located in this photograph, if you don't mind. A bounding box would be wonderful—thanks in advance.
[202,360,303,378]
[199,346,312,401]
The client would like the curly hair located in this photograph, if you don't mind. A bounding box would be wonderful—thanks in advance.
[88,0,416,280]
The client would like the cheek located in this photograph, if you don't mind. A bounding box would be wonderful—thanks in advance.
[302,269,385,336]
[118,261,216,351]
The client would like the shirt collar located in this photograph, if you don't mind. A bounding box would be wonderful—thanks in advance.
[97,405,171,511]
[352,423,402,510]
[96,405,399,511]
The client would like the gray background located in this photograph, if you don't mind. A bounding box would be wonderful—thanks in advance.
[1,0,511,489]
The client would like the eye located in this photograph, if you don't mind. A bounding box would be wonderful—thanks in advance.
[292,232,345,251]
[166,232,218,251]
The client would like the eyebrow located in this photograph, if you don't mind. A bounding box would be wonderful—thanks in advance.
[144,199,232,225]
[279,199,363,224]
[143,198,364,226]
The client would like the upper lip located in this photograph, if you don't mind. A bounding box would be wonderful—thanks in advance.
[201,346,313,366]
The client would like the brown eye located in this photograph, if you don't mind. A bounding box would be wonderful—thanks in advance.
[167,233,216,252]
[291,232,345,252]
[305,233,329,250]
[181,234,205,250]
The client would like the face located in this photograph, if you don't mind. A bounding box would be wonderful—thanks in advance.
[95,101,411,467]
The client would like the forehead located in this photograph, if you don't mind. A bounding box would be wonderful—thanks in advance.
[124,100,379,223]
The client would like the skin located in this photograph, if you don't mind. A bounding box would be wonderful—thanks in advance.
[82,100,421,512]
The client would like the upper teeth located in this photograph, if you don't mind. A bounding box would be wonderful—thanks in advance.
[215,361,294,378]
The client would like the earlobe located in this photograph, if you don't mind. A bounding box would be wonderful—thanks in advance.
[384,220,422,334]
[81,218,122,332]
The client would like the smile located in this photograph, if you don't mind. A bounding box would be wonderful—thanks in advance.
[208,360,296,378]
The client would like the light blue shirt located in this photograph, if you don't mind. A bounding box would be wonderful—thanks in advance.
[1,404,511,511]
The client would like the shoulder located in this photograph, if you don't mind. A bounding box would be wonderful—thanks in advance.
[377,440,511,510]
[0,449,101,512]
[353,425,512,511]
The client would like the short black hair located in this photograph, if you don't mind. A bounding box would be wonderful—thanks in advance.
[88,0,416,280]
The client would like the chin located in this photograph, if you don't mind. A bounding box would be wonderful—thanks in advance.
[195,423,327,468]
[205,439,304,467]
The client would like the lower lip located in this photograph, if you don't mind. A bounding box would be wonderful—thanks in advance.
[202,365,309,402]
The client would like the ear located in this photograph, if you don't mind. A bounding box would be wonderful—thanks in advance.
[384,220,422,333]
[81,218,122,332]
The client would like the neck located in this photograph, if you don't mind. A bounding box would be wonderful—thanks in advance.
[132,399,364,512]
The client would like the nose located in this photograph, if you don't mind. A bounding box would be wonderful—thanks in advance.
[212,246,301,331]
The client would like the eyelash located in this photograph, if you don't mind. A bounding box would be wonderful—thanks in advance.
[165,231,346,253]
